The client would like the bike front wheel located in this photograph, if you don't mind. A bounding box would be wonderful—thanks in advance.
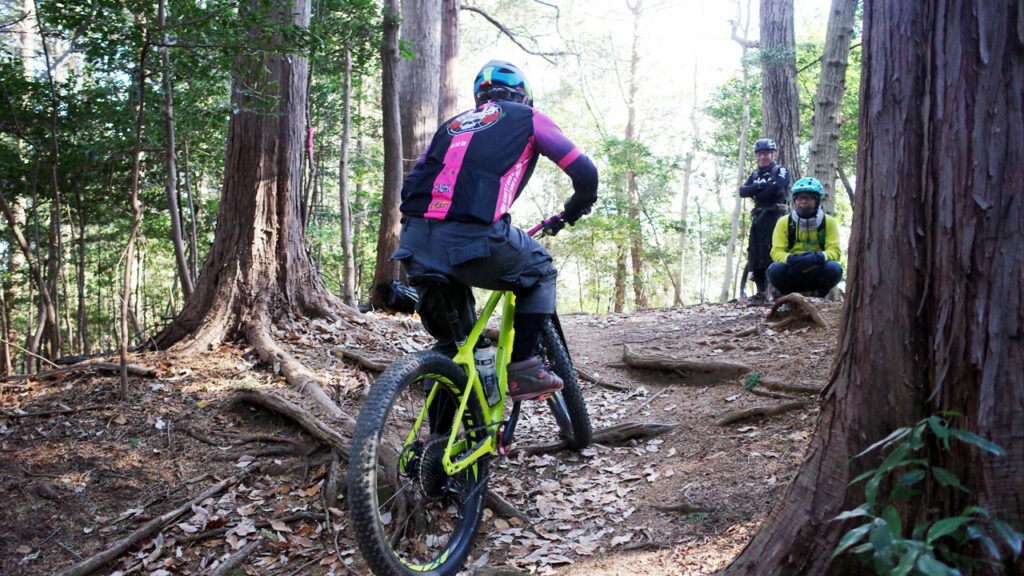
[540,319,593,450]
[348,351,490,576]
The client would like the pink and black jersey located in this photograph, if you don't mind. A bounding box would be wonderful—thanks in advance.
[400,101,598,224]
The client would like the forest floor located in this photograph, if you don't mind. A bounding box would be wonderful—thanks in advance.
[0,297,843,576]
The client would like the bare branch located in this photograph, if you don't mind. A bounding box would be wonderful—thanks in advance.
[460,5,575,63]
[729,19,759,49]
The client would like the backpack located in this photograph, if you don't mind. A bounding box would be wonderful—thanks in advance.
[787,215,827,252]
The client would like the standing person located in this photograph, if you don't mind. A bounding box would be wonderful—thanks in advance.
[392,60,599,401]
[739,138,790,303]
[767,177,843,297]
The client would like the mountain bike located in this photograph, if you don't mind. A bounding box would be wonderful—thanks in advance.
[347,215,592,576]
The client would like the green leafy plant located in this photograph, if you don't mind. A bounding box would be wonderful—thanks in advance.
[832,413,1023,575]
[744,371,763,391]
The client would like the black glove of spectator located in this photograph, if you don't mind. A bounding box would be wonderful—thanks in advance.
[811,252,826,267]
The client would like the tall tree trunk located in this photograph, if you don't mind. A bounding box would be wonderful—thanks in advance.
[338,49,357,307]
[723,2,1024,573]
[369,1,405,310]
[0,281,10,375]
[159,0,194,301]
[674,62,700,307]
[121,39,149,397]
[399,0,441,175]
[182,138,200,281]
[806,0,857,215]
[759,0,800,178]
[438,0,460,122]
[73,186,88,355]
[626,0,647,309]
[17,0,38,76]
[613,245,627,313]
[721,0,755,303]
[40,31,64,358]
[156,0,343,353]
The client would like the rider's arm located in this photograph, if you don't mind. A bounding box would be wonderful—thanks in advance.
[758,165,790,203]
[532,110,598,224]
[739,171,760,198]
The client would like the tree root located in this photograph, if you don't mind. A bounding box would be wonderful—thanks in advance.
[512,421,676,456]
[56,476,236,576]
[756,377,823,395]
[576,366,631,391]
[209,537,263,576]
[486,491,531,525]
[651,500,707,514]
[622,345,753,380]
[246,322,352,423]
[767,293,828,329]
[329,347,388,373]
[715,401,811,426]
[233,388,351,459]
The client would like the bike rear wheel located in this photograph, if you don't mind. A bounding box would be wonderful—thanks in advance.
[540,320,592,450]
[348,351,490,576]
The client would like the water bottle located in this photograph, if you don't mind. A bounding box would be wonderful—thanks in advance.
[474,345,500,406]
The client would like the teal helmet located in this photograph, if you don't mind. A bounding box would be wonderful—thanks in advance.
[473,60,534,107]
[791,177,824,198]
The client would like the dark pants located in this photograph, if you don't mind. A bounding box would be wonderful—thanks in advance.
[392,216,557,357]
[747,205,786,294]
[767,261,843,297]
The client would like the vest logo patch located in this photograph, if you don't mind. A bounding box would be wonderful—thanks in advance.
[447,103,504,135]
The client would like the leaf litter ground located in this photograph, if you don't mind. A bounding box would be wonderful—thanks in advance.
[0,300,841,575]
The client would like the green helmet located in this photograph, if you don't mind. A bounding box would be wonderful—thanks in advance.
[791,177,824,197]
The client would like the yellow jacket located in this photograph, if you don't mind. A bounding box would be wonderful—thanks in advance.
[770,213,842,263]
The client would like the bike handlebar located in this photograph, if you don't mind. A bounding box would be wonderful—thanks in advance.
[527,213,565,237]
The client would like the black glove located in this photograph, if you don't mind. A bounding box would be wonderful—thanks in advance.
[811,252,826,267]
[542,215,566,236]
[786,253,800,267]
[562,197,592,225]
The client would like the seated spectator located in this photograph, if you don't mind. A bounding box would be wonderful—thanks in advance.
[767,177,843,298]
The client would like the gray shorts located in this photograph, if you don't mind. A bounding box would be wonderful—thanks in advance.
[392,215,557,315]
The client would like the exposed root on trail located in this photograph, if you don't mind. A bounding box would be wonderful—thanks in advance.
[513,421,676,456]
[715,400,811,426]
[0,361,156,382]
[576,365,631,391]
[233,388,353,458]
[767,293,828,330]
[329,346,389,373]
[246,321,349,421]
[487,491,532,525]
[622,345,753,380]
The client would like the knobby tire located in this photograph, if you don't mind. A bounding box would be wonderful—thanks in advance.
[348,351,489,576]
[540,320,592,450]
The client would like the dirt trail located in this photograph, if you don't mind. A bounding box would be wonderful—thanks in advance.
[0,301,841,576]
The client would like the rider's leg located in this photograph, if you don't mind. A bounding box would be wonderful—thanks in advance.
[413,282,476,357]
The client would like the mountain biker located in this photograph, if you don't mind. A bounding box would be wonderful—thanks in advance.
[767,176,843,298]
[739,138,790,303]
[392,60,599,401]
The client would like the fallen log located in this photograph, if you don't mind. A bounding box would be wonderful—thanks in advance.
[756,377,823,395]
[715,400,811,426]
[622,345,752,380]
[0,362,157,382]
[512,421,676,456]
[56,477,235,576]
